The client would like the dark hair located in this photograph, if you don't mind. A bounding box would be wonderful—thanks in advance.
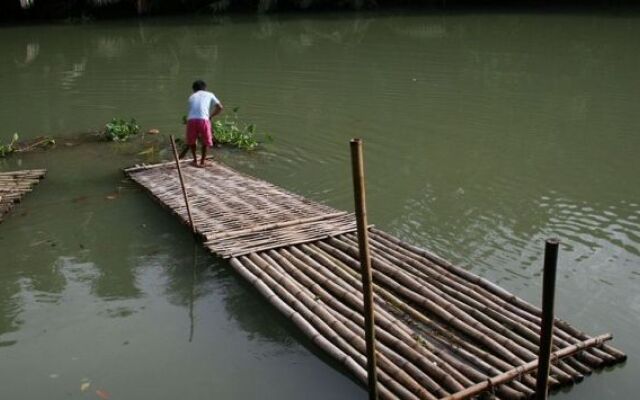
[192,80,207,92]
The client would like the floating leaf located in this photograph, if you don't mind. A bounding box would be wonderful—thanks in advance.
[96,389,110,399]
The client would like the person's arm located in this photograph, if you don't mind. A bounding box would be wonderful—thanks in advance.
[210,102,223,119]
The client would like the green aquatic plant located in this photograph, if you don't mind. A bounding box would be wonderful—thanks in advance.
[104,118,140,142]
[0,133,57,158]
[182,107,272,151]
[0,133,19,157]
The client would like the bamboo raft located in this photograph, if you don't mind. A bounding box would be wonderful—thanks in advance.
[125,160,625,400]
[0,169,46,223]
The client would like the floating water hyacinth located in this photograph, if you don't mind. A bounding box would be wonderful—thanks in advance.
[182,107,272,151]
[104,118,140,142]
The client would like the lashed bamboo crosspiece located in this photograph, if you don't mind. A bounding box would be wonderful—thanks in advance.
[0,169,46,223]
[125,159,626,400]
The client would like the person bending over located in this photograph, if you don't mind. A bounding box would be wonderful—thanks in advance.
[185,79,223,167]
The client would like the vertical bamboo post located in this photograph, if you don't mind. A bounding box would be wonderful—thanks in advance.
[169,135,197,235]
[535,238,560,400]
[349,138,379,400]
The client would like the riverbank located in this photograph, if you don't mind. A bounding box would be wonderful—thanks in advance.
[3,0,640,23]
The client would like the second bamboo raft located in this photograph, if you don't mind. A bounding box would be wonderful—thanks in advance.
[0,169,46,223]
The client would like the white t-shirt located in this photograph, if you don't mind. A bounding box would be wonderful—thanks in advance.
[187,90,220,120]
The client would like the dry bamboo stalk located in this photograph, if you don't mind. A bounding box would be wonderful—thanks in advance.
[349,138,380,400]
[360,236,543,345]
[351,234,588,382]
[237,255,419,400]
[296,244,498,384]
[227,257,397,398]
[252,252,441,400]
[333,235,579,385]
[311,240,552,392]
[293,244,513,392]
[328,236,529,365]
[369,231,615,367]
[552,320,625,363]
[442,334,613,400]
[326,305,445,400]
[169,135,196,235]
[334,234,583,382]
[269,248,465,395]
[304,242,535,399]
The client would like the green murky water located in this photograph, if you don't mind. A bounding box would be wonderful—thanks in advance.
[1,12,639,399]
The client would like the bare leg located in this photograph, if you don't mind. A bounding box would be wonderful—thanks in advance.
[200,145,208,167]
[179,145,189,159]
[190,145,197,166]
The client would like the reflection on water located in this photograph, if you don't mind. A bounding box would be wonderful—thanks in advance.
[0,11,639,400]
[0,145,362,399]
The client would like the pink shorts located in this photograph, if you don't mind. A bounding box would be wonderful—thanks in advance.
[186,119,213,147]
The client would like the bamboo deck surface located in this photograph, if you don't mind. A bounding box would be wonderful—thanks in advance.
[126,160,357,257]
[0,169,46,223]
[125,160,625,400]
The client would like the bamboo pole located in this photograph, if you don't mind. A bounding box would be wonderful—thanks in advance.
[536,239,559,400]
[294,245,486,385]
[312,238,557,394]
[366,231,600,369]
[442,334,612,400]
[226,257,392,398]
[306,241,537,399]
[169,135,196,235]
[272,247,466,395]
[342,233,585,382]
[237,255,411,400]
[368,229,616,367]
[328,235,530,366]
[350,138,380,400]
[247,252,430,400]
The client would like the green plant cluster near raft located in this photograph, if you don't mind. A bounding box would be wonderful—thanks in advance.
[104,118,140,142]
[183,107,271,151]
